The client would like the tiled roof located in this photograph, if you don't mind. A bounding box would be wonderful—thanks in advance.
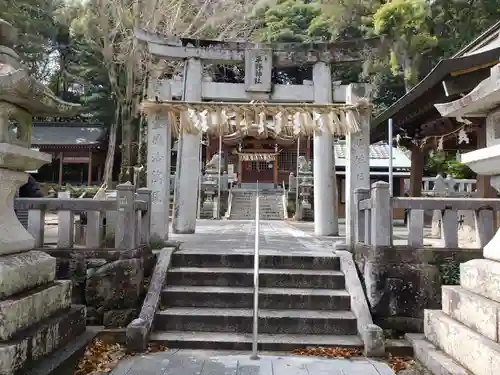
[334,140,411,169]
[31,122,107,146]
[334,141,392,159]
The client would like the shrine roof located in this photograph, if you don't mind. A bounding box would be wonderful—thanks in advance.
[371,45,500,142]
[334,141,411,169]
[454,21,500,57]
[31,122,107,147]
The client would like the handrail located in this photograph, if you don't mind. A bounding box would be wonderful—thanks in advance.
[251,181,260,360]
[282,180,288,220]
[225,185,233,219]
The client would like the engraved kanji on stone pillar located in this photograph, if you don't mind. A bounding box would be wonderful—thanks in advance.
[147,79,172,240]
[244,48,272,93]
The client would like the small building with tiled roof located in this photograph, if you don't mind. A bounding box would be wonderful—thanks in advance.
[30,122,108,186]
[332,140,410,219]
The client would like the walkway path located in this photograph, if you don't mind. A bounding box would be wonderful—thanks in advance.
[169,220,345,253]
[110,221,397,375]
[110,350,395,375]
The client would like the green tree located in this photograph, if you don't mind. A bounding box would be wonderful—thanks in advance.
[253,0,330,42]
[425,151,474,179]
[1,0,64,80]
[372,0,438,91]
[431,0,500,57]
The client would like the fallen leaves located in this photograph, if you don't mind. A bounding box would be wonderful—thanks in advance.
[146,343,170,353]
[74,339,127,375]
[292,347,363,359]
[387,354,414,373]
[291,347,414,374]
[74,339,169,375]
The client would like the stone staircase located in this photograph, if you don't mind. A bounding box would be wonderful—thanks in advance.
[228,190,284,220]
[150,250,363,351]
[407,258,500,375]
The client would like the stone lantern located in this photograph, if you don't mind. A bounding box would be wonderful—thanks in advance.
[0,19,86,374]
[295,156,314,220]
[435,63,500,259]
[420,62,500,373]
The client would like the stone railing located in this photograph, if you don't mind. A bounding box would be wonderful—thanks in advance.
[353,181,492,333]
[355,181,497,248]
[403,175,477,196]
[14,183,152,250]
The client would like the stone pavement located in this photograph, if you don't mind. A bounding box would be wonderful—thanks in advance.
[110,350,395,375]
[169,219,447,251]
[168,220,345,253]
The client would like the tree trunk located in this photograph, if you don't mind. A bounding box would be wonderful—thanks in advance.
[103,104,120,188]
[119,107,137,184]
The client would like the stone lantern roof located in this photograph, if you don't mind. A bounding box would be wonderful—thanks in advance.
[0,19,80,118]
[434,63,500,118]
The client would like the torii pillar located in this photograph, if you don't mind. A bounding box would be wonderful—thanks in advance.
[172,58,202,234]
[313,62,338,236]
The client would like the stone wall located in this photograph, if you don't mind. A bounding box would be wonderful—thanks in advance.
[46,247,155,328]
[353,244,482,333]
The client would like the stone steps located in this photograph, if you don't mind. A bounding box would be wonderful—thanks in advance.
[424,309,500,375]
[229,191,284,220]
[168,267,346,288]
[152,250,361,351]
[155,307,357,335]
[441,285,500,342]
[171,250,340,269]
[162,286,351,309]
[150,331,363,351]
[408,258,500,375]
[406,334,473,375]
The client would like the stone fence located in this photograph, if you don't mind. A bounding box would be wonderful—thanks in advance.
[13,183,156,328]
[419,175,476,195]
[15,183,152,249]
[352,181,492,334]
[355,181,497,249]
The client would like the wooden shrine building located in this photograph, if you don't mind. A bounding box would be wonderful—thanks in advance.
[371,21,500,198]
[30,121,108,185]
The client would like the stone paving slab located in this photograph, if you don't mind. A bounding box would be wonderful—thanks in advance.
[110,350,395,375]
[169,220,343,253]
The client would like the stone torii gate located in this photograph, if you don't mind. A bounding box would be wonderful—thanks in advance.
[136,30,374,241]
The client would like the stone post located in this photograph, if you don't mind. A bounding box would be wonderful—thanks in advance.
[370,182,391,247]
[86,210,102,248]
[172,58,202,234]
[353,188,370,244]
[220,171,229,192]
[115,182,136,250]
[57,190,74,248]
[312,61,337,235]
[289,172,296,193]
[345,84,371,248]
[430,174,447,238]
[136,188,152,246]
[147,78,172,241]
[27,209,45,248]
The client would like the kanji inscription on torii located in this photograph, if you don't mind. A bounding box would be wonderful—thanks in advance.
[244,48,272,93]
[254,55,263,84]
